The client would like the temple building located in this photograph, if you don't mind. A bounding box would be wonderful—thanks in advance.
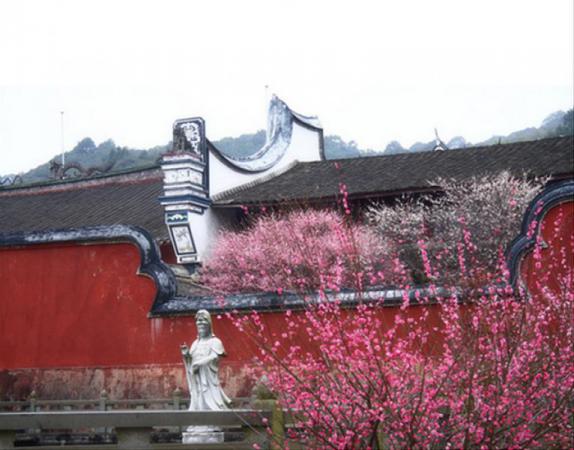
[1,97,571,268]
[0,96,572,400]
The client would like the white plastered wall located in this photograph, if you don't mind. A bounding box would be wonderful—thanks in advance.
[208,123,322,197]
[190,122,322,260]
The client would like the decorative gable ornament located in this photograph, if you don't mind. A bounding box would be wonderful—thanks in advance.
[159,96,325,265]
[159,118,210,264]
[214,95,322,172]
[172,119,205,157]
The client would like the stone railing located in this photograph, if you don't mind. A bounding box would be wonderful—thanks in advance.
[0,409,273,449]
[0,390,254,413]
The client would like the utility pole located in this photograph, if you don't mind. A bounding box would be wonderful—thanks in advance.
[60,111,65,172]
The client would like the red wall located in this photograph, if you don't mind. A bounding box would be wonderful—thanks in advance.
[0,241,262,399]
[520,202,573,298]
[0,240,442,400]
[0,243,157,369]
[1,199,571,400]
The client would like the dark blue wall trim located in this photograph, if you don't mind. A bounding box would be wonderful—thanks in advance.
[506,180,574,289]
[207,140,265,175]
[0,224,177,312]
[158,194,212,207]
[150,286,455,317]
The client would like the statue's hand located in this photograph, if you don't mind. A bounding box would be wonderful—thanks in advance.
[180,344,189,355]
[191,362,200,373]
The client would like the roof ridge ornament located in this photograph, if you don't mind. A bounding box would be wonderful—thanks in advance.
[0,175,23,187]
[170,117,207,161]
[159,117,210,265]
[49,159,116,180]
[433,128,449,151]
[214,95,322,172]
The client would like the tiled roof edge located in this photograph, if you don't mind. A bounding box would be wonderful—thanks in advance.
[1,163,160,190]
[211,160,300,203]
[0,166,163,198]
[309,135,574,165]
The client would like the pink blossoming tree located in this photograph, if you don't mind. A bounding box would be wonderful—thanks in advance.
[201,209,395,293]
[202,175,573,449]
[367,172,543,286]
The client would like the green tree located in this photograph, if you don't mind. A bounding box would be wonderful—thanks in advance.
[555,109,574,136]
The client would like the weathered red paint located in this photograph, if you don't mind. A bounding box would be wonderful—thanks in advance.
[0,240,441,400]
[0,242,158,368]
[520,201,574,297]
[0,241,261,398]
[159,242,178,265]
[1,199,571,400]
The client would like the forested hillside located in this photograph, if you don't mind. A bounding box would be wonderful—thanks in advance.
[6,109,573,184]
[15,131,364,183]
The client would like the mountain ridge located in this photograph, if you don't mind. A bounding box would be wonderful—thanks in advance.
[3,109,572,184]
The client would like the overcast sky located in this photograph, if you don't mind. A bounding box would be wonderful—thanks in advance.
[1,0,572,175]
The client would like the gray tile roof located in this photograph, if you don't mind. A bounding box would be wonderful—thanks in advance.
[0,168,168,241]
[213,136,574,206]
[0,137,572,240]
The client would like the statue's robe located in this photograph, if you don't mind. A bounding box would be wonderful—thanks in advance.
[183,336,232,411]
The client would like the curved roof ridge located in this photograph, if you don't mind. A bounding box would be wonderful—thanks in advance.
[211,160,300,202]
[209,95,322,172]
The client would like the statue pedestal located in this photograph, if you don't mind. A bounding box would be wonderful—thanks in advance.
[182,426,224,444]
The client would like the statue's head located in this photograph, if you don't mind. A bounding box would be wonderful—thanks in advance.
[195,309,212,338]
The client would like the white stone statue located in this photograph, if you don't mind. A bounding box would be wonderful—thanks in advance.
[180,309,231,443]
